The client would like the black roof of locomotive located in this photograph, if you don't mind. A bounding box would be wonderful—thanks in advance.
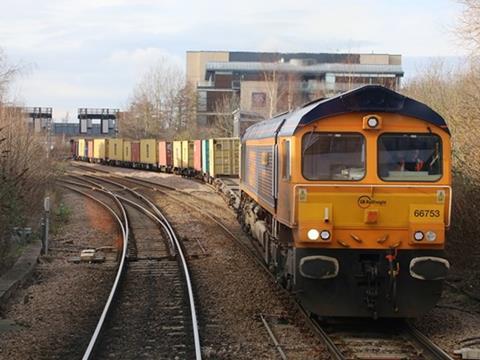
[242,85,450,141]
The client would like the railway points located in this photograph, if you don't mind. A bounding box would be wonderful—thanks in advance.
[61,173,202,359]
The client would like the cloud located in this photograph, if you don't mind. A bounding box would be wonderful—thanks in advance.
[107,47,184,71]
[0,0,467,122]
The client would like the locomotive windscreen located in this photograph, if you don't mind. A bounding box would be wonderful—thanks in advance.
[378,133,442,181]
[302,132,365,181]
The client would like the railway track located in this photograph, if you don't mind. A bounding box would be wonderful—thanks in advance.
[60,174,202,359]
[307,315,453,360]
[67,163,454,359]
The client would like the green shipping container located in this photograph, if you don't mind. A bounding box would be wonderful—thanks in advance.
[208,137,240,177]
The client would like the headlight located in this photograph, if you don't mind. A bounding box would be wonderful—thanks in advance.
[425,231,437,241]
[307,229,320,240]
[320,230,331,241]
[367,116,379,128]
[414,231,424,241]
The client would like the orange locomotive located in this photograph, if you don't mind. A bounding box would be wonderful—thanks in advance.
[239,85,451,318]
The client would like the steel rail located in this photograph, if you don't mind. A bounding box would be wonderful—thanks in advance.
[67,173,202,360]
[117,175,234,213]
[61,177,177,256]
[259,314,287,360]
[405,322,454,360]
[94,174,242,245]
[73,174,180,257]
[83,170,230,214]
[59,184,129,360]
[71,162,110,173]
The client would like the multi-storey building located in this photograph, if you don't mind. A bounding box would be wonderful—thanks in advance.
[187,51,403,131]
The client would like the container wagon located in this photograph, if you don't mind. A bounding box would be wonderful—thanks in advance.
[193,140,202,172]
[123,140,132,166]
[158,141,173,172]
[208,137,240,178]
[181,140,194,169]
[70,140,78,160]
[78,139,87,161]
[140,139,158,168]
[87,139,94,162]
[201,139,210,176]
[131,141,140,166]
[108,138,124,164]
[173,141,183,171]
[93,138,108,163]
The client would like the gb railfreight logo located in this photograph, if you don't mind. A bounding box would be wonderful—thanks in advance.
[357,195,387,209]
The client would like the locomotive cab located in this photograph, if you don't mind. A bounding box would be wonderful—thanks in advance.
[240,85,451,318]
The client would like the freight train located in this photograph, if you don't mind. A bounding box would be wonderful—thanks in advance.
[72,85,451,318]
[73,137,240,178]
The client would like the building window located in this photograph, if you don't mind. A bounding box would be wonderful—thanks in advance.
[197,115,207,126]
[325,73,335,91]
[252,92,266,108]
[232,80,241,89]
[197,90,207,112]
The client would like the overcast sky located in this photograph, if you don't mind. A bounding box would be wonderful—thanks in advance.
[1,0,465,121]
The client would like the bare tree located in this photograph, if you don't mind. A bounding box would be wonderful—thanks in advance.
[456,0,480,54]
[402,58,480,276]
[259,68,306,118]
[0,49,19,102]
[207,93,239,137]
[120,57,196,139]
[0,105,55,269]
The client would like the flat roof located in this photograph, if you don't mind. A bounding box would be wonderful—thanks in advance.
[205,61,403,75]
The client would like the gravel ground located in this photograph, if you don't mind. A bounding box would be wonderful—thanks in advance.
[413,286,480,356]
[413,234,480,356]
[0,191,119,360]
